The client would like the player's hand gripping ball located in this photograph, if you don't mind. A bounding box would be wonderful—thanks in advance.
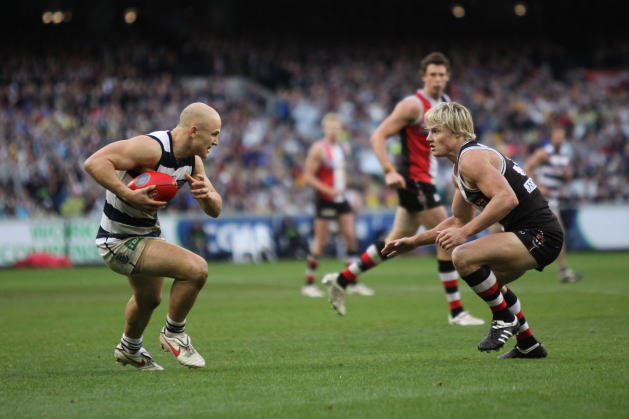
[128,171,178,202]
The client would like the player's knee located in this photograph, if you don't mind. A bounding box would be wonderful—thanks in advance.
[451,245,471,271]
[189,256,208,287]
[137,294,161,310]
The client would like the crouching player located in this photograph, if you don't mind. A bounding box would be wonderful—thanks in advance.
[84,103,222,370]
[381,102,563,358]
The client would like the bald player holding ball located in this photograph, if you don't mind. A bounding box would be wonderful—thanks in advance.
[84,102,222,370]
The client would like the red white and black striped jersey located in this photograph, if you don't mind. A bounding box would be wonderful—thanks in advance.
[315,139,347,203]
[398,90,450,184]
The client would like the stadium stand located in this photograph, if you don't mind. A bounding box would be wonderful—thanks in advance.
[1,39,627,218]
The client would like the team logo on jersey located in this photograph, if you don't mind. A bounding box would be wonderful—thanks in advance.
[524,178,537,193]
[522,228,545,252]
[474,197,488,207]
[134,173,150,187]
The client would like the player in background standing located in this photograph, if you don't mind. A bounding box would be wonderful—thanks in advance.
[301,113,374,298]
[524,124,582,283]
[84,102,222,370]
[323,52,483,326]
[383,102,563,358]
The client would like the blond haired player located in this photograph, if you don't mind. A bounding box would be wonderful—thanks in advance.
[84,103,222,370]
[383,102,563,358]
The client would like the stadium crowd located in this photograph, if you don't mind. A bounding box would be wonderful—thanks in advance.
[1,40,627,218]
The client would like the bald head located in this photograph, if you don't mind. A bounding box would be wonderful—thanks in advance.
[172,102,222,159]
[179,102,221,131]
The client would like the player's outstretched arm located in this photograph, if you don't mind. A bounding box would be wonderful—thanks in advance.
[83,136,167,212]
[187,156,222,218]
[382,215,462,257]
[370,98,421,190]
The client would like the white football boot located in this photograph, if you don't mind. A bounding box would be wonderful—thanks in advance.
[159,328,206,368]
[322,273,347,316]
[346,282,375,296]
[301,284,325,298]
[114,344,164,371]
[448,311,485,326]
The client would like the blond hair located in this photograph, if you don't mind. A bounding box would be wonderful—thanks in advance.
[424,102,476,141]
[321,112,342,127]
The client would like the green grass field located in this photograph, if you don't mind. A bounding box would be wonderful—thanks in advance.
[1,252,628,418]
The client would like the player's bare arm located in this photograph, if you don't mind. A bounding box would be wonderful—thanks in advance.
[186,155,222,218]
[436,150,518,250]
[370,98,421,189]
[84,135,167,212]
[381,216,452,258]
[450,177,475,224]
[303,142,337,197]
[524,147,549,195]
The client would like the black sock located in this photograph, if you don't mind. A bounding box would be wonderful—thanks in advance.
[337,273,350,288]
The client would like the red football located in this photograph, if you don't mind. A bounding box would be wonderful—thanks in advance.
[128,171,178,202]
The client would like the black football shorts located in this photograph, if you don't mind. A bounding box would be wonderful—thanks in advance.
[397,179,444,213]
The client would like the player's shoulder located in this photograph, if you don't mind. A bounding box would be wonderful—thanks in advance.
[307,138,326,155]
[398,94,423,109]
[392,95,422,120]
[126,134,163,149]
[459,145,497,168]
[120,134,164,160]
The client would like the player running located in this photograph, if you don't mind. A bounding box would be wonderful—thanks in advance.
[84,102,222,370]
[323,52,482,326]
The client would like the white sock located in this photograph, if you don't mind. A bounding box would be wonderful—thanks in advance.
[121,333,142,353]
[165,315,186,337]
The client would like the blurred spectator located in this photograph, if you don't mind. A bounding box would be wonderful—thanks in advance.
[0,40,627,219]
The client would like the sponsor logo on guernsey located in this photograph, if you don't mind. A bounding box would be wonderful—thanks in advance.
[124,237,142,251]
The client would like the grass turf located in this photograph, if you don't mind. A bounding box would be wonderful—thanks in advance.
[1,252,628,418]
